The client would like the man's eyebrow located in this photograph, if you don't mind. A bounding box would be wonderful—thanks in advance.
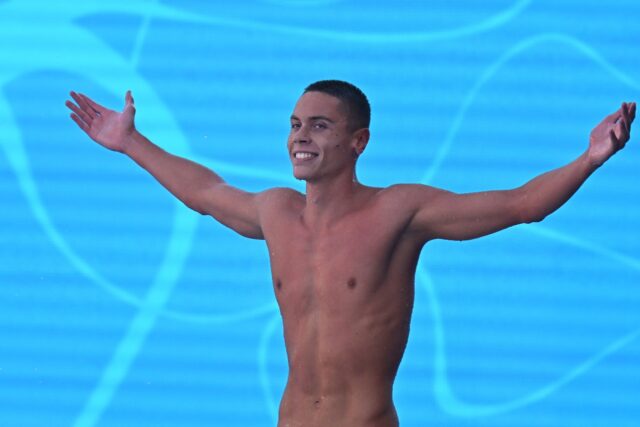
[290,114,335,123]
[310,115,335,123]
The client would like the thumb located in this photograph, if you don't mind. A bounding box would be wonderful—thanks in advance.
[123,90,136,125]
[125,90,135,107]
[124,90,136,115]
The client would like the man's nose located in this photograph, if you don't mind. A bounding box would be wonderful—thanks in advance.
[294,125,311,144]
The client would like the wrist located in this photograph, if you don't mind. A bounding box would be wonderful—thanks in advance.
[581,149,602,173]
[121,129,143,156]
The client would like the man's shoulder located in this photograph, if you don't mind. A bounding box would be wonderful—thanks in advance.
[256,187,303,211]
[379,183,445,204]
[259,186,302,200]
[375,184,457,223]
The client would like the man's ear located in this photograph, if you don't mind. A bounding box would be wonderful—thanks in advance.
[353,128,370,156]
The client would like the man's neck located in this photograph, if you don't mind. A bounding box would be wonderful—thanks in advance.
[302,170,365,228]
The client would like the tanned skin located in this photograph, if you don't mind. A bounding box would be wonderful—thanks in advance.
[66,89,635,427]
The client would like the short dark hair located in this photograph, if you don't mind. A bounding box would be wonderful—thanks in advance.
[304,80,370,130]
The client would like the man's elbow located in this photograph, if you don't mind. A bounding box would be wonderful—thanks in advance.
[521,209,547,224]
[181,196,207,215]
[514,190,546,224]
[182,189,215,216]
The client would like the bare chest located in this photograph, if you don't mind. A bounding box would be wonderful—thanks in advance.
[264,211,413,318]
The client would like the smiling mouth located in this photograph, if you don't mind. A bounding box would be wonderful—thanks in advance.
[294,152,318,160]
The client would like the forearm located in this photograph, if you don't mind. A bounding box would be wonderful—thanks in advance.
[123,130,222,210]
[518,150,598,223]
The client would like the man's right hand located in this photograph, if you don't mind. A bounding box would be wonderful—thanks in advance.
[65,90,136,153]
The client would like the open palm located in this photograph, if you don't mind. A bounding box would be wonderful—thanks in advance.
[588,102,635,166]
[66,91,136,153]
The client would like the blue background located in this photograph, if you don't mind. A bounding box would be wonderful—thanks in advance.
[1,0,639,426]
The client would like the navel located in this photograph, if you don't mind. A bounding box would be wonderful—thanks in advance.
[276,279,282,291]
[347,277,357,289]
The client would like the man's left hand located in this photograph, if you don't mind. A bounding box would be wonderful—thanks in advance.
[588,101,636,166]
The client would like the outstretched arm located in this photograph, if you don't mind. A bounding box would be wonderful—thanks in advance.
[405,102,636,242]
[66,91,264,239]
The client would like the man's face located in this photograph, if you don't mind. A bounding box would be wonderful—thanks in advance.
[288,91,358,182]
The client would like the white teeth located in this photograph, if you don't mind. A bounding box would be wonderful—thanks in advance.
[295,152,316,159]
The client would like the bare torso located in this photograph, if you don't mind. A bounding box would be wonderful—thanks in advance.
[66,81,635,427]
[261,186,424,427]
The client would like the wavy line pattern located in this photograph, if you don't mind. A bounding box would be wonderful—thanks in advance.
[1,0,639,426]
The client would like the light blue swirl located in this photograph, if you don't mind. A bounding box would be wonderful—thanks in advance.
[149,0,532,43]
[420,33,640,186]
[418,33,640,417]
[19,0,532,44]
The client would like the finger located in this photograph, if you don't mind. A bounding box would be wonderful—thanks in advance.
[70,91,93,115]
[70,91,95,119]
[81,94,108,116]
[630,102,636,124]
[124,90,136,119]
[125,90,134,106]
[620,102,631,133]
[618,119,629,142]
[65,100,92,125]
[124,90,135,116]
[606,106,622,124]
[609,128,621,149]
[70,113,90,134]
[613,121,628,148]
[619,103,630,134]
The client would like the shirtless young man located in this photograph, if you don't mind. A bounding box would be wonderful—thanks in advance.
[66,80,635,427]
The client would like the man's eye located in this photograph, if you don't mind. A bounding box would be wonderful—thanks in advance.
[313,123,327,129]
[291,123,301,129]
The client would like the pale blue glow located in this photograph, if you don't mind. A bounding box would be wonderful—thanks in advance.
[1,1,639,426]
